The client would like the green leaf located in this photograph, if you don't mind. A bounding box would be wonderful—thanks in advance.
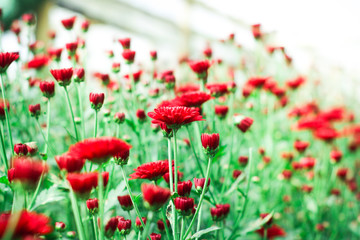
[188,226,220,239]
[125,119,137,132]
[0,175,10,187]
[240,212,273,235]
[30,185,67,211]
[224,174,245,196]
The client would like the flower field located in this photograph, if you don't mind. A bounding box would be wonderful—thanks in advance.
[0,12,359,240]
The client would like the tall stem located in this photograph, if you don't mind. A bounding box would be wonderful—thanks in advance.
[27,174,43,210]
[76,83,85,140]
[172,130,179,240]
[167,138,176,239]
[194,204,202,240]
[161,207,172,240]
[182,157,212,240]
[186,126,204,177]
[98,165,105,240]
[120,165,152,240]
[0,73,13,155]
[64,87,79,141]
[180,217,185,240]
[69,189,86,240]
[0,121,8,172]
[93,215,99,240]
[44,99,51,157]
[94,110,98,138]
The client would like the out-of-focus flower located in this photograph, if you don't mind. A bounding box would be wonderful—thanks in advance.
[73,68,85,82]
[141,183,171,210]
[314,128,339,142]
[117,218,131,236]
[55,222,66,232]
[27,55,49,69]
[122,49,135,64]
[234,115,254,133]
[135,217,147,231]
[294,140,309,153]
[39,81,55,98]
[286,76,305,89]
[89,92,105,111]
[65,42,78,56]
[48,48,62,62]
[157,219,170,232]
[28,104,41,118]
[215,105,229,119]
[50,68,73,87]
[66,172,98,198]
[124,70,142,83]
[210,204,230,221]
[247,76,269,88]
[330,149,342,163]
[149,233,162,240]
[188,60,211,80]
[175,91,211,108]
[176,180,192,197]
[14,143,28,156]
[0,52,19,73]
[61,16,76,30]
[118,38,131,50]
[206,83,229,97]
[81,20,90,32]
[118,195,134,211]
[68,137,132,164]
[86,198,99,215]
[256,224,286,239]
[194,177,210,193]
[150,51,157,61]
[55,153,85,173]
[105,217,119,238]
[22,13,36,25]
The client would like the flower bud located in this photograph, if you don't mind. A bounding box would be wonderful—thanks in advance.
[122,50,135,64]
[210,204,230,221]
[201,133,220,157]
[114,112,125,124]
[136,109,146,123]
[118,38,131,50]
[67,231,76,238]
[55,222,66,232]
[112,62,120,73]
[150,51,157,61]
[39,81,55,98]
[89,92,105,111]
[117,218,131,235]
[234,115,253,133]
[61,16,76,30]
[174,197,195,216]
[176,180,192,197]
[105,217,119,238]
[14,143,28,156]
[86,198,99,215]
[73,68,85,83]
[28,104,41,118]
[135,217,147,231]
[193,177,210,193]
[117,195,133,211]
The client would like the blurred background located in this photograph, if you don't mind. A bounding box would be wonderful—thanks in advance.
[1,0,360,80]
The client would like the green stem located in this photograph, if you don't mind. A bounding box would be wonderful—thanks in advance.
[195,204,202,240]
[173,130,179,240]
[98,164,105,240]
[180,217,185,240]
[93,215,99,240]
[0,73,13,155]
[186,126,204,177]
[161,207,172,240]
[167,137,176,240]
[44,99,51,158]
[137,231,141,240]
[0,121,8,172]
[27,174,43,210]
[35,119,56,156]
[142,211,153,240]
[120,165,152,240]
[94,110,98,138]
[69,189,86,240]
[220,130,235,195]
[64,87,79,141]
[183,157,212,240]
[76,83,85,140]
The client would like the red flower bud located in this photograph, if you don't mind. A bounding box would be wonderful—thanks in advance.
[89,92,105,111]
[112,62,121,73]
[73,68,85,82]
[22,13,36,25]
[86,198,99,215]
[201,133,220,157]
[214,105,229,119]
[294,140,309,153]
[66,172,98,198]
[188,60,210,80]
[210,204,230,221]
[336,168,348,180]
[55,153,85,173]
[61,16,76,30]
[193,177,210,193]
[174,197,195,216]
[105,217,119,238]
[238,156,248,166]
[233,170,242,179]
[14,143,28,156]
[135,217,147,230]
[55,222,66,232]
[39,81,55,98]
[330,149,342,163]
[157,219,170,232]
[118,38,131,50]
[136,109,146,122]
[150,51,157,61]
[122,49,135,64]
[50,68,73,87]
[203,47,212,58]
[117,218,131,235]
[234,115,253,133]
[176,180,192,197]
[28,104,41,118]
[81,20,90,32]
[148,233,162,240]
[47,48,62,61]
[300,157,316,170]
[0,52,19,73]
[117,195,134,211]
[114,112,125,124]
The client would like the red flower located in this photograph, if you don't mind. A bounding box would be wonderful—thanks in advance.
[175,83,200,94]
[252,24,262,39]
[193,177,210,192]
[176,180,192,197]
[105,217,119,238]
[122,49,136,64]
[300,157,316,169]
[73,68,85,82]
[10,157,48,189]
[314,127,339,142]
[66,172,98,197]
[330,149,342,163]
[68,137,132,164]
[210,204,230,221]
[242,85,254,98]
[27,55,49,69]
[28,104,41,118]
[50,68,73,87]
[11,20,21,36]
[112,62,121,73]
[297,117,330,130]
[136,217,147,230]
[175,91,211,107]
[22,13,36,25]
[150,51,157,61]
[293,140,309,153]
[336,168,348,180]
[287,76,305,89]
[55,153,85,173]
[136,109,146,122]
[14,143,28,156]
[235,115,254,133]
[188,60,210,79]
[256,224,286,240]
[174,197,195,216]
[215,105,229,119]
[141,183,171,210]
[281,170,292,180]
[118,38,131,49]
[86,198,99,214]
[124,70,142,83]
[318,108,345,122]
[0,100,9,120]
[233,170,242,179]
[247,76,269,88]
[61,16,76,30]
[117,195,134,211]
[0,210,53,238]
[114,112,125,124]
[89,92,105,110]
[47,48,62,61]
[130,160,169,181]
[201,133,220,156]
[0,52,19,73]
[81,20,90,32]
[148,106,204,130]
[238,156,248,166]
[55,222,66,232]
[205,83,229,97]
[301,184,313,193]
[118,218,131,235]
[65,42,78,56]
[157,219,170,232]
[163,168,183,184]
[39,81,55,98]
[149,233,162,240]
[203,47,212,58]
